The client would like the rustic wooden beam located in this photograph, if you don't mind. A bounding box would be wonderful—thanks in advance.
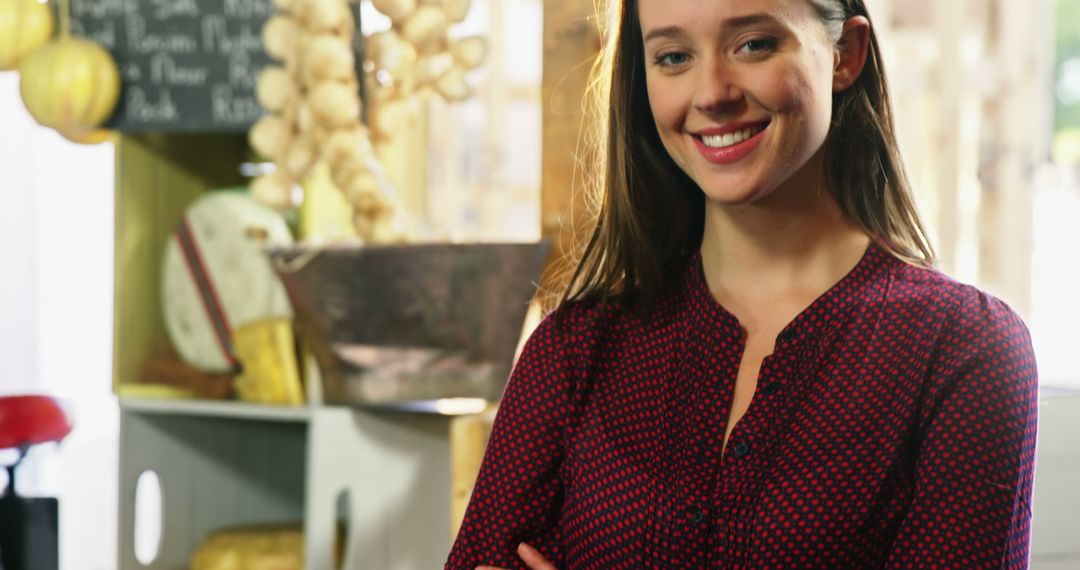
[539,0,602,304]
[975,0,1051,317]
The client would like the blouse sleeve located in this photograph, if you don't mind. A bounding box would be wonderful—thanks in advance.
[445,313,572,569]
[885,289,1039,569]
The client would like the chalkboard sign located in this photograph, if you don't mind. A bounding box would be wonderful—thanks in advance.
[69,0,362,132]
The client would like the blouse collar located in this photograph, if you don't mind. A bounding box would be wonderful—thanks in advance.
[683,239,894,351]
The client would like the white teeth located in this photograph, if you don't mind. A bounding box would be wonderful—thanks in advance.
[701,125,765,148]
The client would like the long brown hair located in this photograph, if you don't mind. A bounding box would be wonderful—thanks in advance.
[550,0,934,314]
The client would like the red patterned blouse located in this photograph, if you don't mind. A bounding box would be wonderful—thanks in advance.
[446,242,1039,569]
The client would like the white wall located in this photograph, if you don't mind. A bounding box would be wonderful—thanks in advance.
[1032,394,1080,569]
[0,72,118,570]
[0,77,40,394]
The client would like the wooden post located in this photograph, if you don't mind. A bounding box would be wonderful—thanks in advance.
[539,0,602,302]
[449,410,495,541]
[931,0,968,276]
[976,0,1053,317]
[447,1,602,541]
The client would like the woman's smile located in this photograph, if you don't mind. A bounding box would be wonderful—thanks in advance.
[691,120,771,164]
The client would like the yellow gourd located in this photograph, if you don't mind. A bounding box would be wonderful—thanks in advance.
[60,128,114,145]
[0,0,54,71]
[18,37,120,132]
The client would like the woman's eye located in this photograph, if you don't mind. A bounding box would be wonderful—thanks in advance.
[737,38,777,55]
[655,51,690,67]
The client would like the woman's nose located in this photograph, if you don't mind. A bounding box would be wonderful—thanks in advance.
[692,60,744,112]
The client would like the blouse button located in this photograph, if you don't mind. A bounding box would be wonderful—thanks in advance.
[732,441,750,457]
[762,382,780,395]
[689,508,705,523]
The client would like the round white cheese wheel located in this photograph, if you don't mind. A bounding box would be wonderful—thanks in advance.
[161,191,295,373]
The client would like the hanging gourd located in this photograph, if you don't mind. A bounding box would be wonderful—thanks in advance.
[17,0,120,143]
[0,0,54,71]
[60,127,115,145]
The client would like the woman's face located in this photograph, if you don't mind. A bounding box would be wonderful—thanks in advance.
[639,0,839,206]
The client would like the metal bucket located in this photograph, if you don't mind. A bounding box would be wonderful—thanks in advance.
[268,242,551,412]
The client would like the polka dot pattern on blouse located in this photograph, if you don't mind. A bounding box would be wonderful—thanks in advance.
[446,241,1039,569]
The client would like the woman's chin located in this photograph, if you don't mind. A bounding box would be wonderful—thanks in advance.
[699,184,771,208]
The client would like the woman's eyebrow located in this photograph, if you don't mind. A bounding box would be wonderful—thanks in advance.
[643,25,686,44]
[642,13,783,44]
[722,13,783,31]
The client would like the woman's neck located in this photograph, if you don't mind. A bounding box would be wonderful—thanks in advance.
[699,180,871,302]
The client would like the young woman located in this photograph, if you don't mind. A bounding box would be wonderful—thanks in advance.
[447,0,1039,568]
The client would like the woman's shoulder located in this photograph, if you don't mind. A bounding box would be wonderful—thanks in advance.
[538,295,634,342]
[884,260,1038,422]
[887,258,1032,353]
[531,287,679,353]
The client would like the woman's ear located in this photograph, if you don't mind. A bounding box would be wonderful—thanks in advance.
[833,16,871,91]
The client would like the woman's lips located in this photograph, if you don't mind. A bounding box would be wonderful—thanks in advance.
[692,121,769,165]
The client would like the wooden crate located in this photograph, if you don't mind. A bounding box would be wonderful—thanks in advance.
[111,134,455,569]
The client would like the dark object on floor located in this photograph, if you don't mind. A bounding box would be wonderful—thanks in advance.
[0,395,71,570]
[0,494,59,570]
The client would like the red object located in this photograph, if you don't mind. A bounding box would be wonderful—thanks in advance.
[0,396,72,450]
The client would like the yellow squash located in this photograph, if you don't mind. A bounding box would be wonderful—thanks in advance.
[18,37,120,132]
[0,0,54,71]
[60,128,115,145]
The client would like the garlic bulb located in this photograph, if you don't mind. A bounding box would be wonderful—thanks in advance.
[284,134,318,179]
[329,153,367,188]
[251,0,412,242]
[294,101,315,133]
[371,0,417,24]
[308,82,361,127]
[416,51,453,85]
[262,15,298,62]
[251,171,296,211]
[366,0,485,106]
[256,66,296,112]
[371,98,409,138]
[367,31,414,73]
[443,0,472,24]
[323,127,373,170]
[302,0,351,32]
[371,210,409,243]
[344,172,384,215]
[249,115,292,161]
[271,0,297,13]
[400,6,448,55]
[351,214,374,241]
[450,36,487,70]
[303,34,356,82]
[434,66,469,102]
